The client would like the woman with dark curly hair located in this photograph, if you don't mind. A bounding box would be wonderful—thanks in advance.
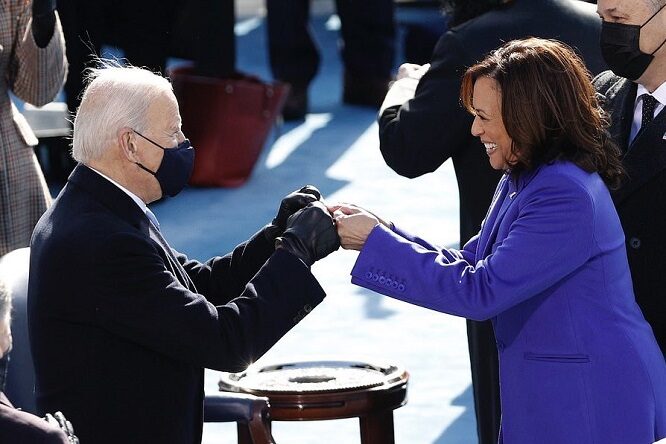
[459,37,625,189]
[333,38,666,443]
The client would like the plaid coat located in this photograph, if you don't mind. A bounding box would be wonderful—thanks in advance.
[0,2,67,256]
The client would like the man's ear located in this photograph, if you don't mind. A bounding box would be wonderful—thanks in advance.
[117,127,138,161]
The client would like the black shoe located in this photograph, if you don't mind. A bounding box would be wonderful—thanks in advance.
[282,84,308,121]
[343,73,390,108]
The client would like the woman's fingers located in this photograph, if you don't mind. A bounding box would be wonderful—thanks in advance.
[328,203,366,216]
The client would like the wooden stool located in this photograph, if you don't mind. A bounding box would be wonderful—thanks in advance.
[219,361,409,444]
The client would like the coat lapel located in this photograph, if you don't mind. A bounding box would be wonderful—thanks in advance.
[148,224,197,291]
[609,81,666,204]
[476,167,542,259]
[68,165,197,291]
[479,180,518,259]
[603,77,636,152]
[67,165,147,231]
[477,174,511,260]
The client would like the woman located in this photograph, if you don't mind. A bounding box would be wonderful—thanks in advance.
[333,38,666,443]
[0,0,67,256]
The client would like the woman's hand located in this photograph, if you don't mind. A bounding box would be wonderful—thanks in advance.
[329,203,389,251]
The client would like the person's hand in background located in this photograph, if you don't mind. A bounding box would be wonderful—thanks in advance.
[396,63,430,81]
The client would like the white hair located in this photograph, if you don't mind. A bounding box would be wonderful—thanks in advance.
[651,0,666,10]
[0,280,9,322]
[71,62,174,163]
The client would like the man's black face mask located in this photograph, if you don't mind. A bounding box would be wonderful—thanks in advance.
[600,4,666,81]
[133,130,195,198]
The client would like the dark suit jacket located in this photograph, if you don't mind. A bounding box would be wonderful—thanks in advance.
[594,71,666,354]
[0,392,69,444]
[27,165,326,444]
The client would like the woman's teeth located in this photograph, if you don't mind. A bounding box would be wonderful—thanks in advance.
[484,143,498,155]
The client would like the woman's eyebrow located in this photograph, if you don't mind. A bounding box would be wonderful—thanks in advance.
[474,107,488,115]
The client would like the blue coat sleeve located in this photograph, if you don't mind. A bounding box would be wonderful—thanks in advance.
[391,223,478,264]
[351,177,595,321]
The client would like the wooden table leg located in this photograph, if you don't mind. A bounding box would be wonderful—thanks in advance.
[237,423,252,444]
[359,411,395,444]
[237,420,274,444]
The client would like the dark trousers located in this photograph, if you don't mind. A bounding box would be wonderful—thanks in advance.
[468,319,502,444]
[265,0,395,85]
[58,0,236,113]
[57,0,106,113]
[171,0,236,78]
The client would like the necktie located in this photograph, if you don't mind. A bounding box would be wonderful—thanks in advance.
[641,94,658,128]
[145,208,194,289]
[145,208,161,231]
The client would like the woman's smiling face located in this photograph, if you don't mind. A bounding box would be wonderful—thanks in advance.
[470,76,516,171]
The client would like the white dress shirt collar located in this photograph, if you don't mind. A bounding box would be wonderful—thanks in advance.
[629,81,666,144]
[88,167,147,214]
[636,82,666,109]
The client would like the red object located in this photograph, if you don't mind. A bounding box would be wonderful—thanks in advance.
[170,66,289,187]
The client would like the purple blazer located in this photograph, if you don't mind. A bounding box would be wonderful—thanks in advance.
[352,161,666,443]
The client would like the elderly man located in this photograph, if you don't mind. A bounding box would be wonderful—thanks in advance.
[595,0,666,356]
[28,65,339,444]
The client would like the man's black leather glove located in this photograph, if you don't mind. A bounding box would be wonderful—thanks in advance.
[264,185,321,241]
[276,201,340,266]
[32,0,57,48]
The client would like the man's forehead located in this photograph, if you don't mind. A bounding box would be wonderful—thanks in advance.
[148,92,180,124]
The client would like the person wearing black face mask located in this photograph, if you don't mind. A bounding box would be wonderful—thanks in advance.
[27,64,341,444]
[594,0,666,355]
[600,1,666,80]
[132,129,195,198]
